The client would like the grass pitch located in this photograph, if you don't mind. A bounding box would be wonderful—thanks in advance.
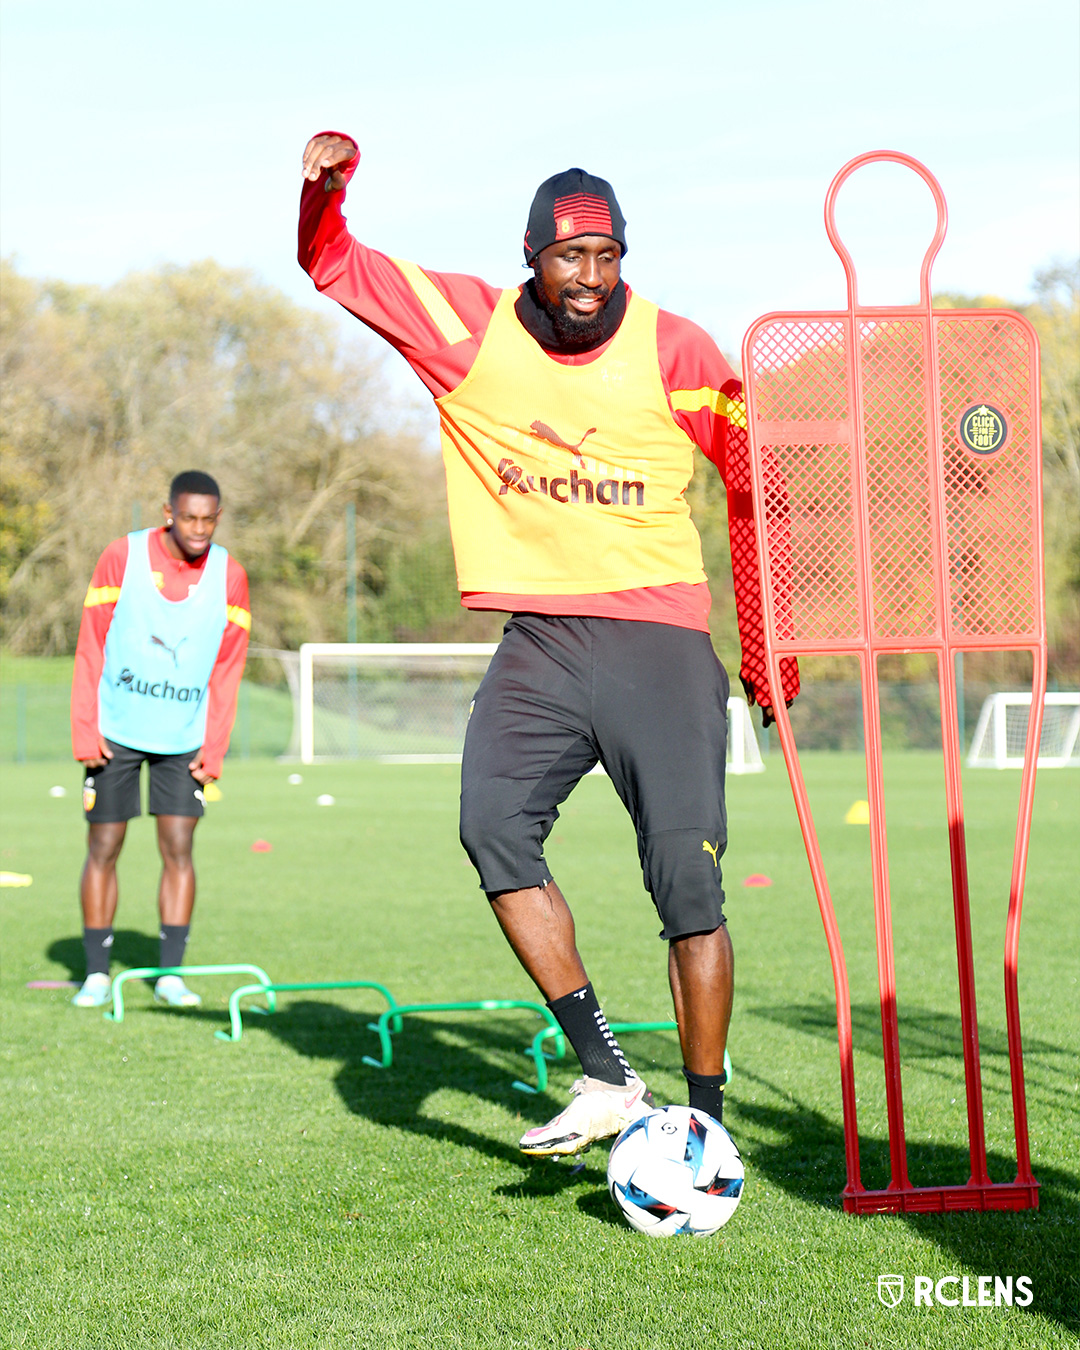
[1,754,1076,1349]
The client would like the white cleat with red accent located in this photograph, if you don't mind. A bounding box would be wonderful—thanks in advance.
[519,1074,653,1157]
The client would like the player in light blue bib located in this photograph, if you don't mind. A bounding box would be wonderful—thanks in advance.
[70,471,249,1009]
[97,527,228,755]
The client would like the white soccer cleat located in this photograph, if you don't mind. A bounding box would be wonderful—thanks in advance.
[154,975,202,1008]
[519,1074,653,1157]
[71,973,112,1008]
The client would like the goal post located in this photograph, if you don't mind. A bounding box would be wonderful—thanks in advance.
[297,643,496,764]
[967,692,1080,769]
[728,693,766,774]
[294,642,764,771]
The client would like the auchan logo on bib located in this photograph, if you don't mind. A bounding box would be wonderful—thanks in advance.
[495,457,644,507]
[115,666,204,704]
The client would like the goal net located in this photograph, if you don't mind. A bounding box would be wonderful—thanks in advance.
[291,643,764,772]
[967,692,1080,769]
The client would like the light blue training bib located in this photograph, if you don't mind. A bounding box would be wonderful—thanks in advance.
[98,529,229,753]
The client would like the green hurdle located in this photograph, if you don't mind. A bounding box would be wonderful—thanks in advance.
[362,999,566,1087]
[103,970,731,1106]
[104,964,275,1023]
[516,1020,734,1095]
[216,979,401,1043]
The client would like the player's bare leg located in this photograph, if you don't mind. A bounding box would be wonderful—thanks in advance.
[669,924,733,1121]
[153,814,201,1007]
[72,821,127,1005]
[80,820,127,928]
[493,882,651,1156]
[668,925,733,1074]
[155,814,198,925]
[487,881,587,1001]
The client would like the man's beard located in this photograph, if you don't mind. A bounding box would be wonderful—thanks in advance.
[538,280,610,348]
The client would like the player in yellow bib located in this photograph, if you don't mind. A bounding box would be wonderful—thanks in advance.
[300,133,799,1156]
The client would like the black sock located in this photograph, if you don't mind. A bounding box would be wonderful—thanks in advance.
[684,1067,727,1123]
[547,983,634,1085]
[83,927,113,977]
[159,924,190,970]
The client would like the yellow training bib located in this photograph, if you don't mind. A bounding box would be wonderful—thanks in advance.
[437,289,706,594]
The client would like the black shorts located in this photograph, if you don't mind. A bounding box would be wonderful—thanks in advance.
[82,739,205,823]
[459,614,730,941]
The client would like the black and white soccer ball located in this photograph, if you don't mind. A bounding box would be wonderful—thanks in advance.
[607,1105,744,1237]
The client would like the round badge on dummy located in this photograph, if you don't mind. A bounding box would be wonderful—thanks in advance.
[958,403,1008,456]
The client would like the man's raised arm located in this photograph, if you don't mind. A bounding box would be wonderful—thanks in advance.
[301,133,359,191]
[297,130,503,398]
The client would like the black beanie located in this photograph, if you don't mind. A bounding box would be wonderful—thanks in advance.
[523,168,627,263]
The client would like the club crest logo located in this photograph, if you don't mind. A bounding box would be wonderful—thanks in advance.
[959,403,1008,455]
[878,1275,904,1307]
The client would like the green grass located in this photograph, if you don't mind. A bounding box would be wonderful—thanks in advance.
[1,755,1077,1348]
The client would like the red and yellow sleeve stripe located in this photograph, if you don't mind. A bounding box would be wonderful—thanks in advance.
[668,386,746,429]
[389,258,471,345]
[83,584,121,607]
[85,586,249,632]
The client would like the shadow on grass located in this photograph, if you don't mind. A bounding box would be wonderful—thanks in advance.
[574,1187,627,1228]
[751,999,1074,1071]
[251,998,600,1195]
[749,996,1078,1126]
[48,929,162,980]
[733,1067,1080,1333]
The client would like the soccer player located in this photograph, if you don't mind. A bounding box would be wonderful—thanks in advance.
[69,471,250,1008]
[299,134,798,1155]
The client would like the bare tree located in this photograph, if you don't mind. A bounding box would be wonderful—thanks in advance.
[1,259,435,652]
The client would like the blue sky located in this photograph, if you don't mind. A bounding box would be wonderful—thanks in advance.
[2,0,1077,374]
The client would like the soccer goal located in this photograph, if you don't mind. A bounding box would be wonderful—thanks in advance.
[291,642,764,771]
[967,692,1080,769]
[296,643,495,763]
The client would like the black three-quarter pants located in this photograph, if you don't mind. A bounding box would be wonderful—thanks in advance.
[459,614,730,941]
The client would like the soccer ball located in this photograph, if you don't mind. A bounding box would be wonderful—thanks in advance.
[607,1106,744,1237]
